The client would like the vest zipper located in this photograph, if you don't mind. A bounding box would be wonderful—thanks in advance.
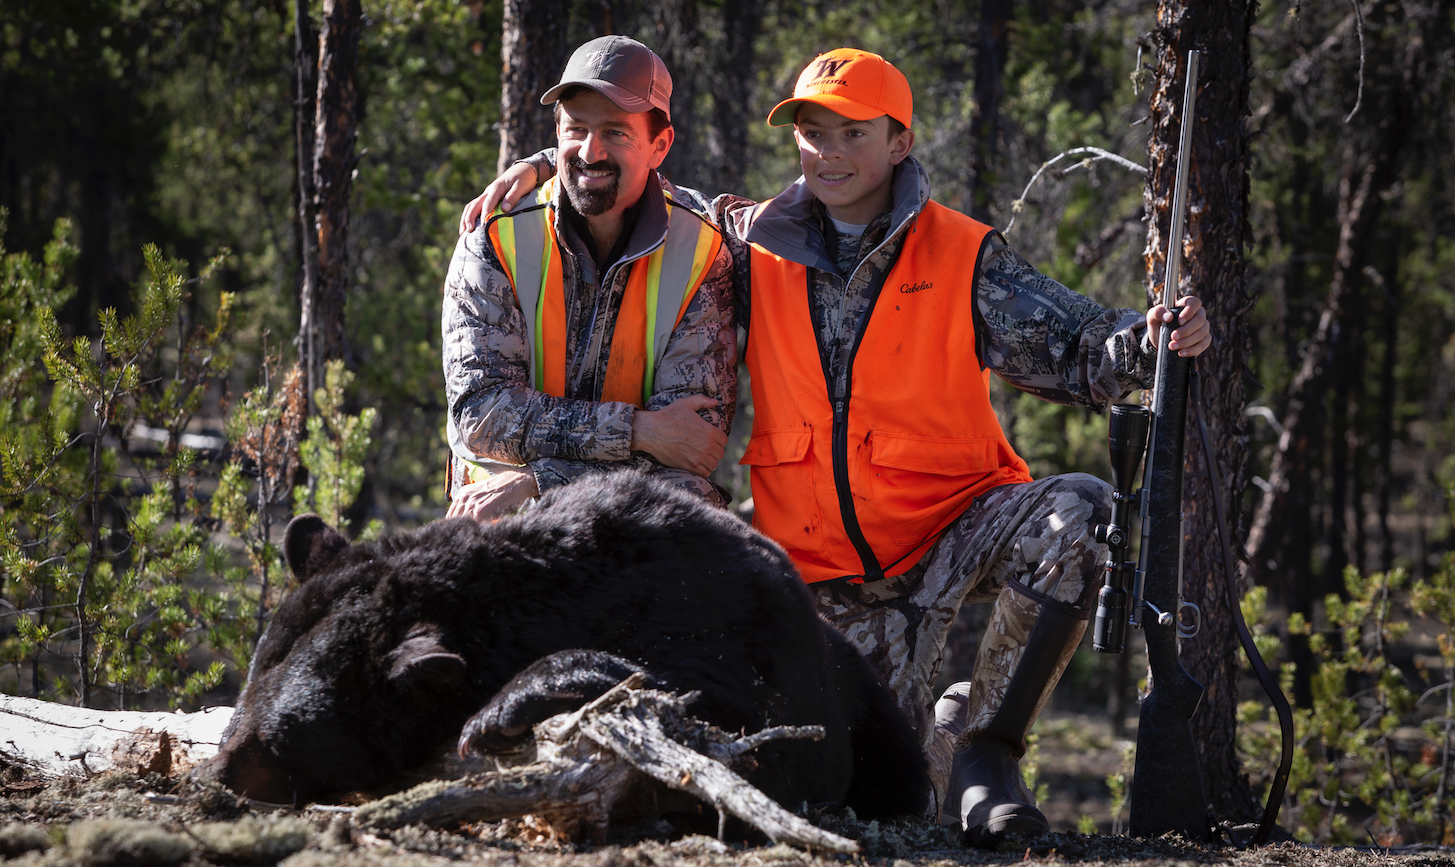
[808,254,900,582]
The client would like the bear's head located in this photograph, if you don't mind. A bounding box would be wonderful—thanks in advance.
[194,515,476,804]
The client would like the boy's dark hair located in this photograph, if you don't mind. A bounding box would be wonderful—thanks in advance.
[553,85,672,140]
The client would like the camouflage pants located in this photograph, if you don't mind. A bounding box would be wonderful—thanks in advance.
[812,473,1112,752]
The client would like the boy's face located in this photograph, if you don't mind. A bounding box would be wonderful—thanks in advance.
[793,102,914,225]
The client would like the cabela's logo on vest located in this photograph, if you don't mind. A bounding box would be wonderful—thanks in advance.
[899,281,933,294]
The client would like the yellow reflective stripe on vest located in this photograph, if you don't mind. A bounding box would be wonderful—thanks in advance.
[643,211,719,405]
[496,185,555,391]
[490,186,718,406]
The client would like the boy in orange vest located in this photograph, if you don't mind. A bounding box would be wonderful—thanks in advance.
[464,48,1211,843]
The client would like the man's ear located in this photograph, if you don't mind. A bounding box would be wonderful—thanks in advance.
[649,125,675,170]
[889,127,915,166]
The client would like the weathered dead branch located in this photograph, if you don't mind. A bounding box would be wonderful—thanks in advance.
[355,676,858,853]
[0,695,234,778]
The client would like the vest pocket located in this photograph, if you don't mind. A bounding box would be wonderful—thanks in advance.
[866,432,1000,545]
[739,427,824,560]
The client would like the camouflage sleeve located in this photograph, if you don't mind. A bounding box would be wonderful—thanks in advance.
[442,230,635,468]
[704,194,759,331]
[976,235,1156,411]
[524,243,736,508]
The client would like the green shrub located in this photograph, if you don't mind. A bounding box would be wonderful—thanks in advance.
[1,212,380,707]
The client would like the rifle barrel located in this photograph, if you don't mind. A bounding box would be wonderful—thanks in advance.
[1128,48,1211,845]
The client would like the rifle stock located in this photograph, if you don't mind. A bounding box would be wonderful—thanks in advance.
[1128,328,1210,842]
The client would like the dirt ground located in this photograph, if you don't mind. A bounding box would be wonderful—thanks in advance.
[1,711,1450,867]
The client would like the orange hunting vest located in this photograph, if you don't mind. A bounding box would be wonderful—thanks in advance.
[740,200,1032,583]
[485,178,723,408]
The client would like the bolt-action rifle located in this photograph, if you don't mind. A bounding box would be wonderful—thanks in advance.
[1090,49,1293,847]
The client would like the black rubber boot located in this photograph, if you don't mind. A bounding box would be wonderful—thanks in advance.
[940,581,1089,847]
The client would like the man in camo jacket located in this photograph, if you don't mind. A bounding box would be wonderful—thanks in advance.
[442,37,736,521]
[463,49,1210,845]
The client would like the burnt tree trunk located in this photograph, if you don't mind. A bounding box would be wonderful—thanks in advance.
[705,0,759,196]
[293,0,319,393]
[1142,0,1259,824]
[649,0,701,187]
[967,0,1011,224]
[498,0,570,174]
[307,0,362,377]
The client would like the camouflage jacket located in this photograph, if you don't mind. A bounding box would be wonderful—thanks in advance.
[527,152,1157,415]
[441,171,736,503]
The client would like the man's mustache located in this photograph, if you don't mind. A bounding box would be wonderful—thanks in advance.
[567,157,620,176]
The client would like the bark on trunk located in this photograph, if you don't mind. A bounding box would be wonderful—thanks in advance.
[309,0,362,372]
[1142,0,1259,824]
[705,0,759,196]
[498,0,570,174]
[650,0,701,188]
[967,0,1011,223]
[293,0,320,398]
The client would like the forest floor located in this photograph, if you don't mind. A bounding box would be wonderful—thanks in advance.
[2,711,1451,867]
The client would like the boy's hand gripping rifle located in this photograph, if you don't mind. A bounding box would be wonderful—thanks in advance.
[1089,49,1211,843]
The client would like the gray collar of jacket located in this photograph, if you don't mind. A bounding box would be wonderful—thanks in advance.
[740,157,932,272]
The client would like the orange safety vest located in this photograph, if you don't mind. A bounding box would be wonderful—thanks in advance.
[453,180,722,486]
[485,179,723,407]
[740,200,1033,583]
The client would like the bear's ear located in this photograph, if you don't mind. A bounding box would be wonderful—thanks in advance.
[284,514,349,582]
[387,629,467,693]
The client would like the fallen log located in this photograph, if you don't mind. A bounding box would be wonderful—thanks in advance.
[2,681,858,853]
[0,695,234,778]
[356,675,859,853]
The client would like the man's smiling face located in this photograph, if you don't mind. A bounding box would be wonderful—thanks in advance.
[556,89,672,219]
[793,102,914,225]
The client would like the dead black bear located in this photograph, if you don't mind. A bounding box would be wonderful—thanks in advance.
[196,471,927,822]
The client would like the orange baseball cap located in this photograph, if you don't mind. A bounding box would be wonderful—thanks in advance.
[767,48,913,128]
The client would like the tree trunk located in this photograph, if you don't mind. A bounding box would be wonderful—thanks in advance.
[705,0,759,196]
[308,0,362,374]
[967,0,1011,223]
[1142,0,1259,824]
[649,0,701,188]
[1243,97,1415,602]
[293,0,320,398]
[498,0,570,174]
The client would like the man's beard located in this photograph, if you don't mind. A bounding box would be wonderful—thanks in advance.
[562,157,620,216]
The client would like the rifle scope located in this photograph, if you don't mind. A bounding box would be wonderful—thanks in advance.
[1092,403,1151,653]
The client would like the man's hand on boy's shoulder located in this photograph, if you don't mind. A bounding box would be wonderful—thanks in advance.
[460,159,542,233]
[1146,296,1212,357]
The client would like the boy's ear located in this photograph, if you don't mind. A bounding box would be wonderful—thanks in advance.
[889,127,915,166]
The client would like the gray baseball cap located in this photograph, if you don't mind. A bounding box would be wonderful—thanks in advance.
[539,36,672,121]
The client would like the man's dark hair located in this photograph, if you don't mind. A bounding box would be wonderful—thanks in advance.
[553,85,672,140]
